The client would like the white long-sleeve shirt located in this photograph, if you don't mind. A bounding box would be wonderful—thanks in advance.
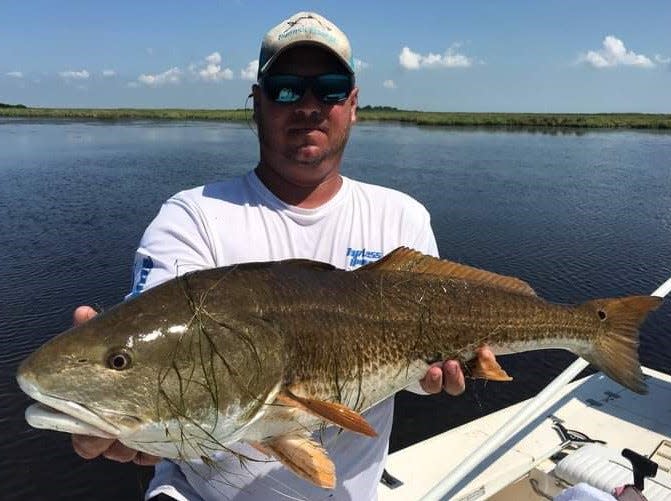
[131,170,438,501]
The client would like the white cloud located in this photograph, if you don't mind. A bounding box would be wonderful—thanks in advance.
[59,69,90,80]
[102,69,116,77]
[399,45,473,70]
[137,67,181,87]
[655,54,670,65]
[6,71,23,78]
[579,36,655,68]
[354,58,368,72]
[241,60,258,81]
[206,52,221,65]
[190,52,234,82]
[383,79,397,89]
[399,47,421,69]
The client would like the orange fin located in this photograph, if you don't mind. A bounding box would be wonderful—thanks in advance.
[359,247,536,296]
[466,349,513,381]
[582,295,662,394]
[277,391,377,437]
[253,434,336,489]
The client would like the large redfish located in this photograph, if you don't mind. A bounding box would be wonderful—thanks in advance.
[17,248,661,488]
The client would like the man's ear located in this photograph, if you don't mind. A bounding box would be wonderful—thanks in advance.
[251,84,261,123]
[350,87,359,124]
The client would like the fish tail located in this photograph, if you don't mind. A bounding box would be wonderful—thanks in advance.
[582,295,662,394]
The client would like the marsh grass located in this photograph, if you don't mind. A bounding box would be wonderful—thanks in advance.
[0,107,249,121]
[356,108,671,129]
[1,106,670,128]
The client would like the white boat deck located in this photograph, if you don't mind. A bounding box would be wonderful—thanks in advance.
[379,367,671,500]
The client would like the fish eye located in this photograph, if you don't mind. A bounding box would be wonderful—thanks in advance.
[107,351,132,370]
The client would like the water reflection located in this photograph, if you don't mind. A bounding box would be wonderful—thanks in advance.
[1,120,670,501]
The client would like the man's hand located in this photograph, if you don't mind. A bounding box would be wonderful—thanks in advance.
[419,346,496,395]
[70,306,161,466]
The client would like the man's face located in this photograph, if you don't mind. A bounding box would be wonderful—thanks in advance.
[254,45,358,185]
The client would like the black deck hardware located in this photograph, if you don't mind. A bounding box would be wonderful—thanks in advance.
[380,469,404,489]
[622,448,659,491]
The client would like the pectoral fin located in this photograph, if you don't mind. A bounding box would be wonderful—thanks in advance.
[466,350,513,381]
[252,434,336,489]
[277,391,377,437]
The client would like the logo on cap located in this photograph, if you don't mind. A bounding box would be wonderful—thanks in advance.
[257,11,354,79]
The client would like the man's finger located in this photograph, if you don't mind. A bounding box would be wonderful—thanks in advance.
[133,452,162,466]
[72,434,115,460]
[419,364,444,394]
[73,306,97,326]
[442,360,465,396]
[102,441,139,463]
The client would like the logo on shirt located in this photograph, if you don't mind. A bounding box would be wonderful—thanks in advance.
[346,247,383,269]
[129,256,154,297]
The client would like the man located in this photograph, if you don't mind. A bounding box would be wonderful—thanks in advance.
[72,11,493,500]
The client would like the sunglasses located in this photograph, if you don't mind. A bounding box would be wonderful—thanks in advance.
[260,73,354,104]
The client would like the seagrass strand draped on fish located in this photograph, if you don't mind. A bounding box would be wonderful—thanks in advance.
[197,265,626,405]
[17,248,661,489]
[259,270,536,352]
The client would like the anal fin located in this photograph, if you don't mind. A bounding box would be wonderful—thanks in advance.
[277,391,377,437]
[252,434,336,489]
[466,349,513,381]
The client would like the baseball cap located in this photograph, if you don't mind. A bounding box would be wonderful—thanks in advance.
[257,12,354,79]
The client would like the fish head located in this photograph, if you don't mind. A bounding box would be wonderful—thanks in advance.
[17,281,286,458]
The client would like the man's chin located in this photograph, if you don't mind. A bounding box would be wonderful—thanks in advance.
[290,145,328,165]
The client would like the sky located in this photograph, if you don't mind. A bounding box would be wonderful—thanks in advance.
[1,0,670,112]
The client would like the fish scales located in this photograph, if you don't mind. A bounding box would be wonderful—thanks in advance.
[16,248,662,489]
[183,264,636,409]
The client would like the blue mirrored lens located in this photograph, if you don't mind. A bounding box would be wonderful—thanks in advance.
[262,74,353,104]
[264,75,305,103]
[316,74,352,103]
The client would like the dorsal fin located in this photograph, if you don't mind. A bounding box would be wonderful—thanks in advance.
[359,247,537,296]
[189,260,336,280]
[277,259,337,271]
[235,259,336,271]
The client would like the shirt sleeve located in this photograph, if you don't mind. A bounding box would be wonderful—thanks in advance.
[127,194,216,299]
[412,207,439,258]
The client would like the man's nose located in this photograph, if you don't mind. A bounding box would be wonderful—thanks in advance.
[293,88,324,119]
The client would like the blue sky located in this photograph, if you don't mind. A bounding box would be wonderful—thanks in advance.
[1,0,669,112]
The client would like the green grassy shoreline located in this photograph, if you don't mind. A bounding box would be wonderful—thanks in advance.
[1,106,670,129]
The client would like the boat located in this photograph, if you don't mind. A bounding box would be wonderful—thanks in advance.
[379,366,671,501]
[378,278,671,501]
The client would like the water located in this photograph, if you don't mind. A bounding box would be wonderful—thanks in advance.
[1,119,670,500]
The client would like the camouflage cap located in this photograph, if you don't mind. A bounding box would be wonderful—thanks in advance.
[257,12,354,79]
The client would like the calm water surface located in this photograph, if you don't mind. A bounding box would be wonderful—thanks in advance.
[1,119,670,500]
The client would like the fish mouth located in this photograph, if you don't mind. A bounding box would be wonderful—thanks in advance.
[17,374,121,439]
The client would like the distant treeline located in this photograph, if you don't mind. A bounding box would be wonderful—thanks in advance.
[1,106,670,129]
[358,105,400,112]
[0,102,27,108]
